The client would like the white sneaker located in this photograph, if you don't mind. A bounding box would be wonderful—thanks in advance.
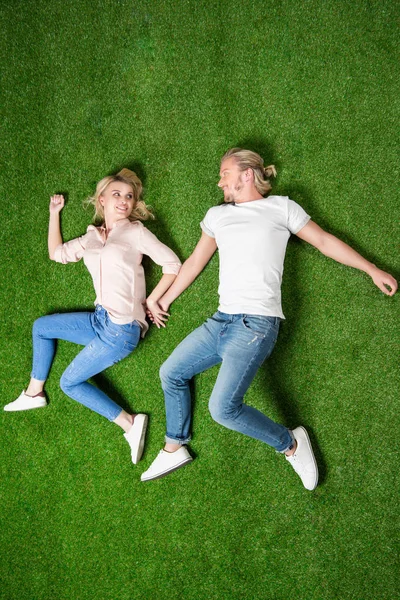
[123,414,148,464]
[285,426,318,490]
[141,446,193,481]
[4,390,48,412]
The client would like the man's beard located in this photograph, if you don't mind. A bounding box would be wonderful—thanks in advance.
[223,191,234,203]
[224,179,243,203]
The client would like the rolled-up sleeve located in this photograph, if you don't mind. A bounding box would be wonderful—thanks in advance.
[54,235,88,264]
[139,226,181,275]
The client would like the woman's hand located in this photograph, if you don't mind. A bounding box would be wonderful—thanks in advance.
[146,299,170,328]
[49,194,65,214]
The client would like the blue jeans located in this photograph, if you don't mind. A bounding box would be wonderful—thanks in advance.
[160,311,294,452]
[31,305,141,421]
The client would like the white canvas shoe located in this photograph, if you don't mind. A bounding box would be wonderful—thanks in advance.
[285,426,318,490]
[4,390,48,412]
[141,446,193,481]
[123,414,148,464]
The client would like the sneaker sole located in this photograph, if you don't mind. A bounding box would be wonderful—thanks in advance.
[297,426,319,491]
[4,401,48,412]
[130,415,148,464]
[141,457,193,482]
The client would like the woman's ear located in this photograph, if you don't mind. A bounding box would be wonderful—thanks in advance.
[99,195,104,206]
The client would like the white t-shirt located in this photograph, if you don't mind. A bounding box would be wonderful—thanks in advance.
[200,196,310,319]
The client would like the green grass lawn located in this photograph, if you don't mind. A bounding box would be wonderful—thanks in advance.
[0,0,399,598]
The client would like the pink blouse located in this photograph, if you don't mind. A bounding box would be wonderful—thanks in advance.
[54,218,181,335]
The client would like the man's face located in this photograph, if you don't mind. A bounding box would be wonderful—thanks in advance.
[218,157,245,203]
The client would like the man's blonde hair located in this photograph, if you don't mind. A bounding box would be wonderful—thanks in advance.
[88,168,154,223]
[221,148,277,196]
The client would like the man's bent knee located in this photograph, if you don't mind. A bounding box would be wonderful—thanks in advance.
[159,360,169,383]
[209,397,241,426]
[159,359,187,388]
[60,368,81,396]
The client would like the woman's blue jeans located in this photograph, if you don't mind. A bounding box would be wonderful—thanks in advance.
[160,312,294,452]
[31,305,141,421]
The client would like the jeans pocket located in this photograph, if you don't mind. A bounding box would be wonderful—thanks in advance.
[104,315,140,348]
[106,314,136,335]
[110,328,141,363]
[210,311,228,324]
[241,315,278,338]
[124,324,141,349]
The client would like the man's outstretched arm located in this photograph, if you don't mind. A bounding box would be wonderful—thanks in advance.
[146,232,218,327]
[296,220,397,296]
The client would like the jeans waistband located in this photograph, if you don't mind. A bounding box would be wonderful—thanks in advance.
[216,311,280,324]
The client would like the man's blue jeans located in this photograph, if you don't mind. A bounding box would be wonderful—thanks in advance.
[31,305,141,421]
[160,312,294,452]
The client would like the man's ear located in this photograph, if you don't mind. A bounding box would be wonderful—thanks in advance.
[244,168,253,182]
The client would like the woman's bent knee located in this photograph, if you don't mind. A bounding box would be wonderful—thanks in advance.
[32,316,46,337]
[60,369,80,396]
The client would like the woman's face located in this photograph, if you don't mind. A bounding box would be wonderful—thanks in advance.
[100,181,135,225]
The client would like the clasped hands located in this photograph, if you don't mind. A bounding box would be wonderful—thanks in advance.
[145,299,170,329]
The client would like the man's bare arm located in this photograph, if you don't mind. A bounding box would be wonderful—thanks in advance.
[296,220,397,296]
[161,232,217,308]
[146,232,218,326]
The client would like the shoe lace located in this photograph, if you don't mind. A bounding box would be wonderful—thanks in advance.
[286,453,304,474]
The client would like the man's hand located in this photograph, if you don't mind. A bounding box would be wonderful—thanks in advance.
[369,266,398,296]
[146,299,170,328]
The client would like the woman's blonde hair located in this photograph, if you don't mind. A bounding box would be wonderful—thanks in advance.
[221,148,277,196]
[87,168,154,223]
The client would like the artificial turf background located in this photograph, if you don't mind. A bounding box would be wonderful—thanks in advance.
[0,0,399,598]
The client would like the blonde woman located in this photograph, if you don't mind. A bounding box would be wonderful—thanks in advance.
[5,169,181,465]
